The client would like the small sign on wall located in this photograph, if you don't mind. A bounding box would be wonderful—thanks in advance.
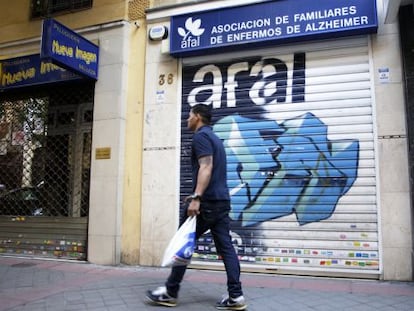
[378,67,390,83]
[156,90,165,104]
[95,147,111,160]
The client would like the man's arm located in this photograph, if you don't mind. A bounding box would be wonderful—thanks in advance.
[195,155,213,196]
[187,155,213,216]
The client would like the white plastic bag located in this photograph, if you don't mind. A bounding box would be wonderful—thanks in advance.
[161,216,197,267]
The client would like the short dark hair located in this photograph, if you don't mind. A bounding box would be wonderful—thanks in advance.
[191,104,212,124]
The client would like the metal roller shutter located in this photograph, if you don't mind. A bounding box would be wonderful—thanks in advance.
[180,36,378,277]
[0,84,92,260]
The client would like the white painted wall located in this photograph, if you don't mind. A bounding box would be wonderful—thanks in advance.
[88,22,130,265]
[372,0,413,280]
[139,21,181,265]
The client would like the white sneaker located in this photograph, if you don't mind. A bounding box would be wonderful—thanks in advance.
[216,295,247,310]
[146,286,177,307]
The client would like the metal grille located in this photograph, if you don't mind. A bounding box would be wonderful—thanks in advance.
[0,86,93,218]
[128,0,149,20]
[31,0,93,18]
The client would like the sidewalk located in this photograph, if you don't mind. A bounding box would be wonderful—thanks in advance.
[0,256,414,311]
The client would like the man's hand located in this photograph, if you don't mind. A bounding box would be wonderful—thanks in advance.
[187,199,201,217]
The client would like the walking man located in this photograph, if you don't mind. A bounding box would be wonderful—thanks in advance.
[146,104,247,310]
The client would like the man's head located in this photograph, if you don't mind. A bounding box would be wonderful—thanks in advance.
[187,104,212,132]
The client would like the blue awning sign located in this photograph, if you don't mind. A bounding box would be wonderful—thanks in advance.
[0,54,84,91]
[41,19,99,80]
[170,0,378,57]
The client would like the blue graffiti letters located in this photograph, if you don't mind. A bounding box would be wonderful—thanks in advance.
[213,113,359,226]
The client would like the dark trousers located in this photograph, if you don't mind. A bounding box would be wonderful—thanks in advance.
[165,200,243,298]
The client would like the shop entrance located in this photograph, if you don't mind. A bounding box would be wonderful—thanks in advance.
[0,83,93,260]
[180,36,380,277]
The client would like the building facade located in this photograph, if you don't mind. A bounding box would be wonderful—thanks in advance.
[0,0,147,265]
[1,0,413,282]
[142,0,414,281]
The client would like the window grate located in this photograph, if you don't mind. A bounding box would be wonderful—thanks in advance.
[31,0,93,18]
[0,86,93,218]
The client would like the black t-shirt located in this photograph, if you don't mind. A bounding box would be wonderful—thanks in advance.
[191,125,230,201]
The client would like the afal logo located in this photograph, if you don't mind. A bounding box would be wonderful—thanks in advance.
[178,17,205,49]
